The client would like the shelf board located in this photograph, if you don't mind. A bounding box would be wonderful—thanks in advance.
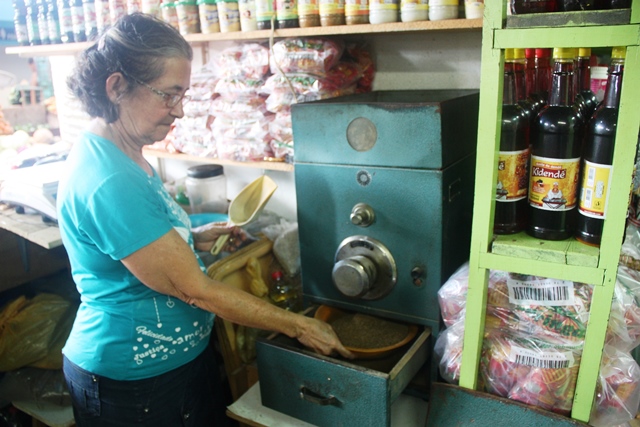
[142,148,294,172]
[4,19,482,57]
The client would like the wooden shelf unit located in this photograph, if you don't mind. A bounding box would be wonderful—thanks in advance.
[142,148,294,172]
[458,1,640,423]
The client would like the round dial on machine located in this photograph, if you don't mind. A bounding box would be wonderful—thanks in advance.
[332,236,397,300]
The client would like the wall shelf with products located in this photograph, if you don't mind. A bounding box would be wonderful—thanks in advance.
[142,148,294,172]
[5,18,482,57]
[459,0,639,424]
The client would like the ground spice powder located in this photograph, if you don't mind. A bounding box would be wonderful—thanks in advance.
[330,313,409,349]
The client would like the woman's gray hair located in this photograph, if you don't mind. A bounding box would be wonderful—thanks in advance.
[68,13,193,123]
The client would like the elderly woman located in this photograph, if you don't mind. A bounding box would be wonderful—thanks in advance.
[57,13,351,427]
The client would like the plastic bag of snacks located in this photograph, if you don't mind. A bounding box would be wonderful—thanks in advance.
[590,345,640,427]
[215,43,271,80]
[270,38,344,76]
[481,329,582,416]
[605,267,640,352]
[434,320,465,384]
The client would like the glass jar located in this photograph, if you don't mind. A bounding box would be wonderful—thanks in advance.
[428,0,458,20]
[161,2,180,29]
[176,0,200,34]
[83,0,98,40]
[94,0,111,34]
[197,0,219,33]
[369,0,397,23]
[185,164,228,214]
[345,0,368,24]
[108,0,126,24]
[239,0,258,31]
[141,0,162,17]
[276,0,298,28]
[298,0,320,27]
[319,0,345,25]
[400,0,427,21]
[218,0,241,31]
[255,0,275,29]
[13,0,29,46]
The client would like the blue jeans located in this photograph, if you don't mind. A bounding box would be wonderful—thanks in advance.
[63,346,231,426]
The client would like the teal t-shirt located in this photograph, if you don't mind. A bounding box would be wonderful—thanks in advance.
[57,132,214,380]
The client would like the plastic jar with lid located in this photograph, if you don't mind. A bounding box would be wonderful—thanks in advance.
[141,0,162,17]
[197,0,219,33]
[161,2,180,29]
[298,0,320,27]
[108,0,126,24]
[428,0,458,20]
[369,0,397,23]
[345,0,368,25]
[319,0,345,25]
[255,0,275,29]
[400,0,427,21]
[218,0,241,31]
[176,0,200,34]
[239,0,258,31]
[94,0,111,34]
[276,0,298,28]
[185,164,228,214]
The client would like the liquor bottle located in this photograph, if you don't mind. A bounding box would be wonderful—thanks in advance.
[534,48,552,106]
[494,49,530,234]
[510,0,557,14]
[25,0,42,45]
[527,48,584,240]
[46,0,61,44]
[573,48,599,120]
[511,48,537,125]
[57,0,74,43]
[269,270,300,311]
[575,47,626,246]
[71,0,86,42]
[13,0,29,46]
[36,0,50,44]
[83,0,98,40]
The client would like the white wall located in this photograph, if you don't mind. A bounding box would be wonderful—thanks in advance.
[47,29,483,222]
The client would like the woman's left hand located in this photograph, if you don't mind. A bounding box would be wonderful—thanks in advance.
[192,221,245,253]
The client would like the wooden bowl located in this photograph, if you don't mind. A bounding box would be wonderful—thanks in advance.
[314,305,418,359]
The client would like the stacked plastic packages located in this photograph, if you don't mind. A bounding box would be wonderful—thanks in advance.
[261,38,374,161]
[435,263,640,426]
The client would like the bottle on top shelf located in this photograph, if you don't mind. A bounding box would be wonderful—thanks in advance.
[58,0,74,43]
[46,0,61,44]
[573,48,600,121]
[13,0,29,46]
[71,0,87,42]
[494,48,531,235]
[510,0,558,14]
[575,47,626,247]
[534,48,553,107]
[527,48,584,241]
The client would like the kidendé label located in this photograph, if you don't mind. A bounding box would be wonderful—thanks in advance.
[578,160,612,219]
[528,155,580,211]
[496,148,529,202]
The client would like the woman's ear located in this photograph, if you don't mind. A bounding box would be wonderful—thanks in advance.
[105,72,129,104]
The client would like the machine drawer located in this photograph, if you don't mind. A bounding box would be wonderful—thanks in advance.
[256,316,431,427]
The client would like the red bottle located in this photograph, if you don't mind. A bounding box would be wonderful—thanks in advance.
[575,47,626,246]
[494,49,530,234]
[527,48,584,241]
[573,48,600,120]
[534,48,553,105]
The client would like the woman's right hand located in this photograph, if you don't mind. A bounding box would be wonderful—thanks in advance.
[294,316,354,359]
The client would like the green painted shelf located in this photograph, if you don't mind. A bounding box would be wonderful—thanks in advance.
[458,1,640,424]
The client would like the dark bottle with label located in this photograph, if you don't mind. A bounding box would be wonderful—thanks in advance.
[573,48,599,120]
[36,0,50,44]
[610,0,630,7]
[495,49,530,235]
[527,48,584,241]
[13,0,29,46]
[534,48,552,106]
[71,0,86,42]
[510,0,557,14]
[46,0,61,44]
[57,0,74,43]
[575,47,625,246]
[83,0,98,40]
[25,0,42,45]
[512,48,537,125]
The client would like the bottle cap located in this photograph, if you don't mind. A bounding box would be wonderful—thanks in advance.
[552,48,575,60]
[535,48,552,58]
[504,48,514,61]
[525,48,535,58]
[271,271,284,280]
[611,46,626,59]
[513,48,525,60]
[578,48,591,57]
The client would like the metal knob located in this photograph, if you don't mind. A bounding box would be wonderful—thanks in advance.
[350,203,375,227]
[332,255,378,298]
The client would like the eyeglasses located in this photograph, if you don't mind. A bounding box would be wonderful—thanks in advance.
[130,76,191,108]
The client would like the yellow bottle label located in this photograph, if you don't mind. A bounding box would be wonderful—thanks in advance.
[496,148,529,202]
[528,155,580,211]
[578,160,612,219]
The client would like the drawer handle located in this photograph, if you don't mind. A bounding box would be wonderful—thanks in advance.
[299,386,339,406]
